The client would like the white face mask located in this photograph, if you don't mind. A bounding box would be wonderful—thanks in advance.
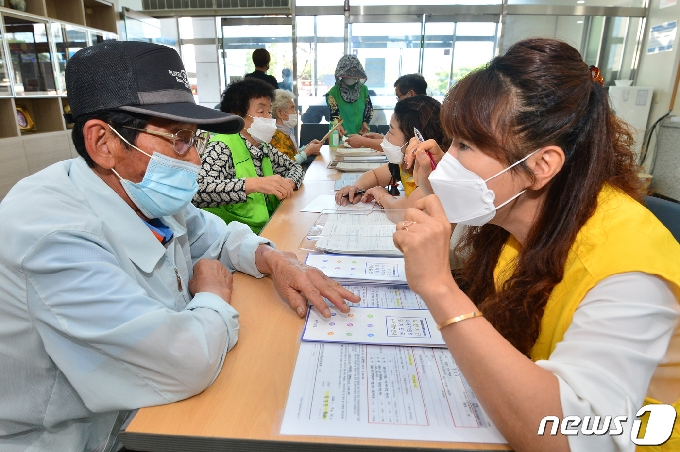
[247,115,277,144]
[282,113,298,129]
[380,136,406,164]
[428,149,539,226]
[343,78,358,86]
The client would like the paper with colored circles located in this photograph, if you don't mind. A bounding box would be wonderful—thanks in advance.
[302,306,446,347]
[305,254,407,286]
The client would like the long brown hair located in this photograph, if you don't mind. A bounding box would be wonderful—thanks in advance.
[442,38,643,355]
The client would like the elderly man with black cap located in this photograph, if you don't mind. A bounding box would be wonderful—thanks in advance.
[0,41,359,452]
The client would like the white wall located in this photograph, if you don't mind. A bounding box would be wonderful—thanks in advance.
[504,15,584,51]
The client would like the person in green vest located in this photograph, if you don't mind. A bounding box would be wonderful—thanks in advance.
[193,78,304,234]
[325,55,373,136]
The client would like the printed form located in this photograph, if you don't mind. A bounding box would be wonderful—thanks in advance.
[344,286,425,308]
[315,223,401,256]
[303,306,446,347]
[280,342,506,445]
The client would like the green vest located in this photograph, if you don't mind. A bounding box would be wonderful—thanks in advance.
[202,133,280,234]
[327,84,368,135]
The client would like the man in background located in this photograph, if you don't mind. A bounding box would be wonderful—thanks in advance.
[394,73,427,100]
[245,48,278,89]
[346,73,428,149]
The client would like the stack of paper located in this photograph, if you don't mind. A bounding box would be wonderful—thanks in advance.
[315,223,401,256]
[336,162,384,172]
[335,146,378,154]
[342,155,387,163]
[280,342,506,444]
[340,285,426,309]
[300,194,375,213]
[325,211,394,225]
[305,254,407,286]
[334,173,360,190]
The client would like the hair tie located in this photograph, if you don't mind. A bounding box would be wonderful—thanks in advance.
[589,65,604,86]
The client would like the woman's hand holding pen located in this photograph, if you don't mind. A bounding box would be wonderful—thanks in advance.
[335,185,365,206]
[403,138,445,195]
[393,195,459,309]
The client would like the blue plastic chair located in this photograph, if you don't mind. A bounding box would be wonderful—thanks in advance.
[645,195,680,243]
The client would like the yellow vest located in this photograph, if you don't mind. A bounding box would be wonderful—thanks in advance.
[493,185,680,451]
[399,165,417,197]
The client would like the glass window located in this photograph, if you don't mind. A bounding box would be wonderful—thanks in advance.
[423,22,454,98]
[296,0,502,5]
[422,21,497,98]
[4,15,57,96]
[507,0,644,7]
[0,17,12,95]
[504,15,585,50]
[505,14,642,86]
[296,15,344,124]
[349,22,423,124]
[52,23,88,95]
[88,31,117,47]
[221,23,293,86]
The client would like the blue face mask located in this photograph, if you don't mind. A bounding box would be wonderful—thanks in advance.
[109,126,201,219]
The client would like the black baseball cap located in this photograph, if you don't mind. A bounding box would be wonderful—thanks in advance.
[65,41,244,134]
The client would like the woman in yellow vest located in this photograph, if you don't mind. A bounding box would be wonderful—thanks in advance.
[335,96,449,210]
[193,78,304,233]
[394,38,680,452]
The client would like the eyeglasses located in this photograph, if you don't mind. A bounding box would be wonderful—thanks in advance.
[121,126,210,155]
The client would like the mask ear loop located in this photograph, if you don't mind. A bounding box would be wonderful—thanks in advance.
[484,148,541,183]
[483,148,542,210]
[108,125,153,159]
[108,125,154,180]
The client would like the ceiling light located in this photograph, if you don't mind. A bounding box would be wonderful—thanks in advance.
[577,1,585,3]
[577,20,584,23]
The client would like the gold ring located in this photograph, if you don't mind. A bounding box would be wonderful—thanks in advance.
[402,220,415,232]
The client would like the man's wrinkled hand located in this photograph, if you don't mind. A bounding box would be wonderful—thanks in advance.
[257,247,361,318]
[189,259,233,303]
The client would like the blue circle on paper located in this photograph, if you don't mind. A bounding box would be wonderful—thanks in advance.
[368,333,374,337]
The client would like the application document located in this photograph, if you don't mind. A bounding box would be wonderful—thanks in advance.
[280,342,507,445]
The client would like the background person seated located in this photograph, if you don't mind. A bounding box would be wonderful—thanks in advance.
[336,96,448,211]
[193,78,303,234]
[270,89,322,165]
[278,68,293,92]
[346,73,428,150]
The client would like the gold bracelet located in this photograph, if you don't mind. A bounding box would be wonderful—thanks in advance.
[437,311,483,331]
[376,193,392,208]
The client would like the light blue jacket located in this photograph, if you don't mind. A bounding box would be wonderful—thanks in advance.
[0,157,272,452]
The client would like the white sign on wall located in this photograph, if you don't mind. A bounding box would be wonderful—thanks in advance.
[647,21,677,53]
[660,0,676,9]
